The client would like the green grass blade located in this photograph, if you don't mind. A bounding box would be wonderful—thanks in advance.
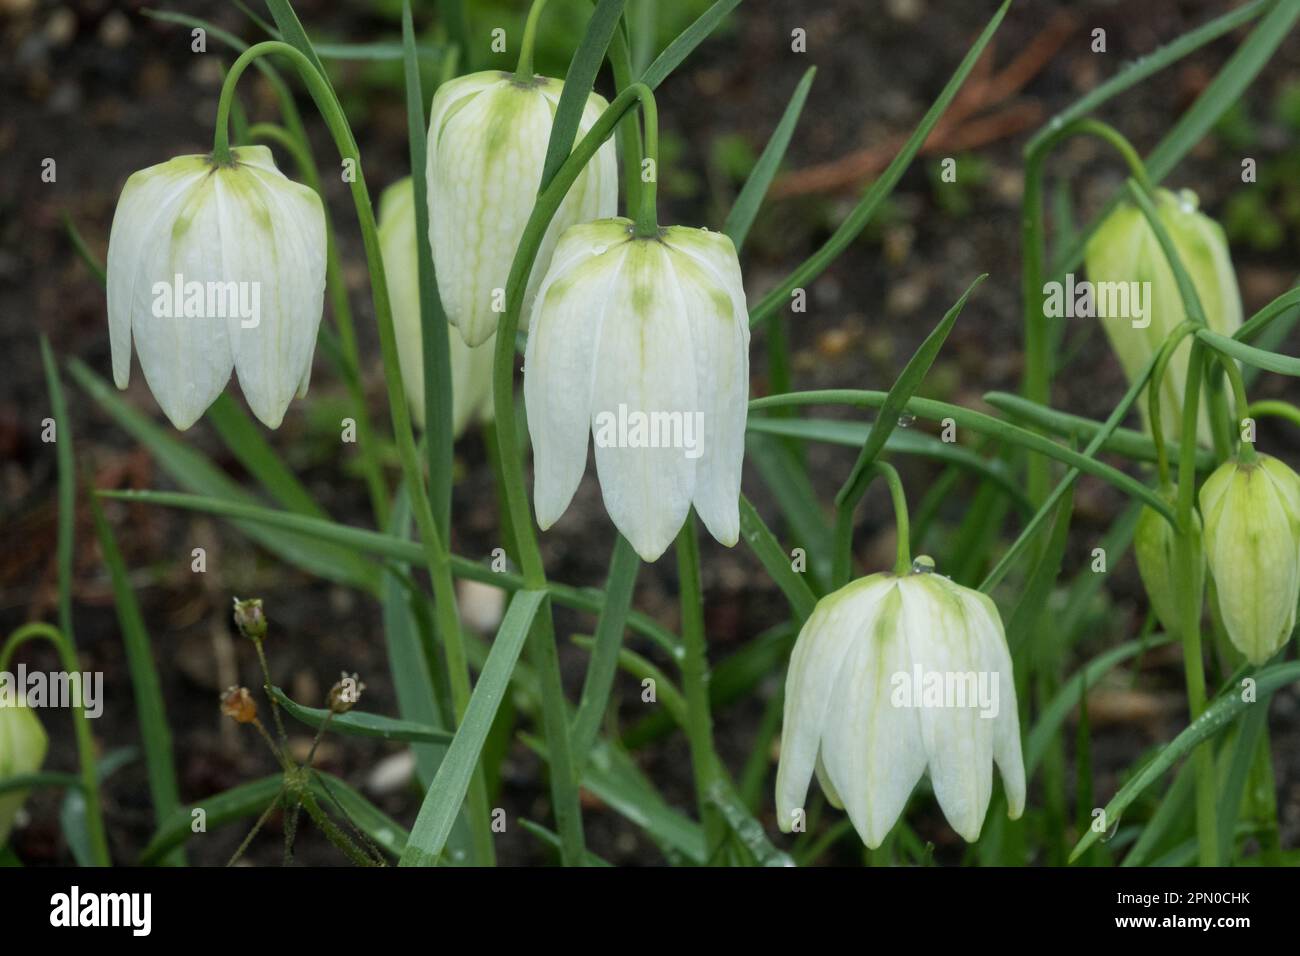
[61,213,106,286]
[570,535,642,770]
[707,781,794,866]
[747,416,1032,514]
[68,359,377,591]
[1069,661,1300,862]
[748,0,1010,327]
[268,686,453,745]
[746,432,833,584]
[308,771,410,859]
[640,0,741,89]
[540,0,627,188]
[836,275,985,506]
[1215,696,1270,862]
[400,589,546,865]
[205,395,327,517]
[403,1,454,539]
[1198,327,1300,377]
[723,66,815,250]
[738,494,818,621]
[39,336,75,644]
[138,774,282,864]
[89,495,185,863]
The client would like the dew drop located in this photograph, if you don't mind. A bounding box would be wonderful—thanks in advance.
[897,411,916,427]
[911,555,936,575]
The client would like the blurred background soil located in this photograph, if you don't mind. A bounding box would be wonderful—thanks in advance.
[2,0,1299,865]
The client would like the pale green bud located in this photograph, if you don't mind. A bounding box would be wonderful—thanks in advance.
[1199,454,1300,664]
[106,146,326,430]
[426,72,618,347]
[378,177,494,438]
[523,219,750,562]
[0,700,48,846]
[1134,490,1203,637]
[776,562,1024,848]
[1084,188,1242,446]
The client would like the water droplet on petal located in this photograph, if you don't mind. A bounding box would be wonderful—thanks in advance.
[911,555,936,575]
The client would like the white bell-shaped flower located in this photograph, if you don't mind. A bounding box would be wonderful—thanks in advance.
[426,71,618,347]
[378,177,494,437]
[776,563,1025,848]
[106,145,326,429]
[524,218,750,562]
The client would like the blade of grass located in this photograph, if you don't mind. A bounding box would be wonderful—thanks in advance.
[269,686,452,745]
[400,589,546,865]
[39,336,75,645]
[723,66,816,250]
[748,0,1010,327]
[739,494,818,621]
[1069,661,1300,862]
[89,495,184,864]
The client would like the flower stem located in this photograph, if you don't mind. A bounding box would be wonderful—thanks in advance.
[1,622,111,867]
[632,88,659,238]
[1173,340,1218,867]
[210,40,491,865]
[675,515,725,856]
[1214,349,1255,462]
[514,0,549,82]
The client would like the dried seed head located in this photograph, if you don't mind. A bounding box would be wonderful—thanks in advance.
[232,597,267,640]
[220,686,258,724]
[328,673,365,714]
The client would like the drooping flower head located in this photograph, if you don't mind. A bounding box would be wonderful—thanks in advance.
[426,71,618,347]
[524,218,750,561]
[1200,453,1300,664]
[776,561,1025,848]
[378,177,494,437]
[1084,187,1242,445]
[1134,490,1203,638]
[106,146,326,429]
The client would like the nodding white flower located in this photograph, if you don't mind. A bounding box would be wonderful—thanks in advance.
[1200,454,1300,664]
[426,71,618,348]
[776,562,1025,848]
[1084,187,1242,446]
[524,218,750,562]
[0,699,47,846]
[378,177,494,437]
[1134,493,1203,637]
[106,146,326,429]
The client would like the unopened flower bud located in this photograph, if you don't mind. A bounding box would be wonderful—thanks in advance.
[220,686,258,724]
[232,597,267,641]
[377,177,494,437]
[426,72,618,347]
[1200,454,1300,664]
[0,699,48,846]
[1134,491,1203,636]
[1084,188,1242,446]
[328,673,365,714]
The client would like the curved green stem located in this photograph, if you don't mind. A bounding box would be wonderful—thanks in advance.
[832,461,910,584]
[1213,349,1255,462]
[514,0,550,81]
[210,40,487,862]
[1244,399,1300,430]
[1,623,110,867]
